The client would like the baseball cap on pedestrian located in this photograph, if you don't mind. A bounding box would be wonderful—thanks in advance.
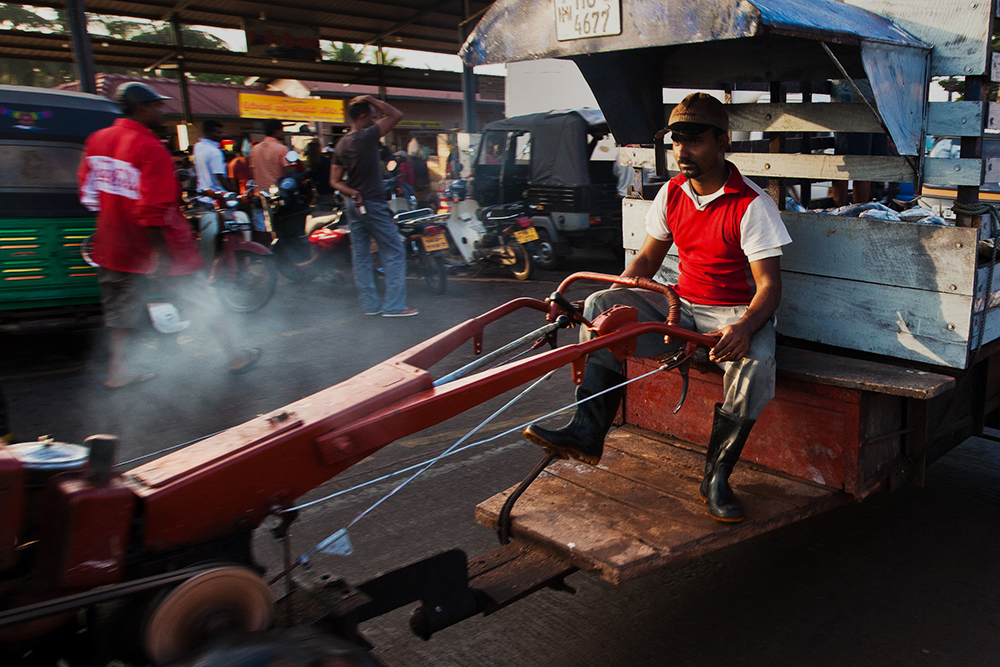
[114,82,170,113]
[666,93,728,135]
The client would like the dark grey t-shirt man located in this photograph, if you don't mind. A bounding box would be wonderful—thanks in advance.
[330,95,417,317]
[332,124,386,205]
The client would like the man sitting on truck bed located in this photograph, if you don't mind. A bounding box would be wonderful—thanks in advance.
[525,93,791,522]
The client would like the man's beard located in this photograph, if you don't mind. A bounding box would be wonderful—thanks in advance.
[678,160,702,178]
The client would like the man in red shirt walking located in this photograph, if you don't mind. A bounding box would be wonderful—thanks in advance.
[525,94,791,522]
[79,82,259,387]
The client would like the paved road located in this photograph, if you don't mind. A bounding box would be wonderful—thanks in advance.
[4,253,1000,667]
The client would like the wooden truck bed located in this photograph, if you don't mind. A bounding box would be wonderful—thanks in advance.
[477,426,847,584]
[476,347,961,585]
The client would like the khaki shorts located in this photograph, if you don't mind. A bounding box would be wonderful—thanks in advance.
[97,267,149,329]
[98,268,225,329]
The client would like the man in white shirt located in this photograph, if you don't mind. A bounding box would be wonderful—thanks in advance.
[192,120,231,194]
[525,93,792,523]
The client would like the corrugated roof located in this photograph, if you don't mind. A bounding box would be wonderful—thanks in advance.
[56,74,502,119]
[30,0,495,55]
[0,29,502,93]
[58,73,284,117]
[292,80,503,103]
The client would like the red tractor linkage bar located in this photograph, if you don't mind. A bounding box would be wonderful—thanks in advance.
[125,273,719,554]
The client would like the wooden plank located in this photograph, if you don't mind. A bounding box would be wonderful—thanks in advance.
[476,430,848,584]
[626,358,855,488]
[622,146,985,186]
[987,102,1000,132]
[475,475,663,581]
[621,198,652,251]
[608,428,835,505]
[560,444,798,516]
[985,157,1000,183]
[845,0,992,77]
[777,272,972,369]
[725,102,881,134]
[973,261,1000,299]
[928,101,985,137]
[627,200,980,296]
[633,254,973,368]
[619,146,655,170]
[736,153,968,185]
[970,306,1000,350]
[781,212,978,296]
[775,347,955,399]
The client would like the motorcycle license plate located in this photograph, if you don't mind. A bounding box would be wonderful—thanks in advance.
[421,232,449,252]
[513,227,539,244]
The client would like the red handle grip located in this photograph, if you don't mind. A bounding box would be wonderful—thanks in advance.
[555,272,682,328]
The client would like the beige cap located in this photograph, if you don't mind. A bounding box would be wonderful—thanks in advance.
[667,93,729,134]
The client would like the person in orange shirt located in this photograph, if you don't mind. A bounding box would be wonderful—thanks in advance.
[228,146,251,194]
[250,119,291,189]
[250,120,292,244]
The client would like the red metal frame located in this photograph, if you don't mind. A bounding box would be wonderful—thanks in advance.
[125,278,716,551]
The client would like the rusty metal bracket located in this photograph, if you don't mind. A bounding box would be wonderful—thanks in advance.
[498,453,557,545]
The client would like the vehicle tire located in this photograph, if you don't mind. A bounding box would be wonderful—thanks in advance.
[533,228,561,270]
[218,250,278,313]
[273,239,315,284]
[508,239,533,281]
[418,250,448,294]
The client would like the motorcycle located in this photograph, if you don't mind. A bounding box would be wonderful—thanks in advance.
[385,175,418,215]
[392,208,450,295]
[263,164,351,284]
[439,179,537,281]
[193,188,277,313]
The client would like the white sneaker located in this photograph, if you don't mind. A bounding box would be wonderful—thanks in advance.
[382,307,419,318]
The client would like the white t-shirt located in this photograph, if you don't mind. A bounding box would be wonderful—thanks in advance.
[644,172,791,262]
[193,137,226,193]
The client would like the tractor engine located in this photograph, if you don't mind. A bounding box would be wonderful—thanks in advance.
[0,435,133,638]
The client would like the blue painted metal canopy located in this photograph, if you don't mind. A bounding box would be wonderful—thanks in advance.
[461,0,927,66]
[461,0,931,155]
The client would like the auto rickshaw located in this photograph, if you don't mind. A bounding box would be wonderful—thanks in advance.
[0,85,118,332]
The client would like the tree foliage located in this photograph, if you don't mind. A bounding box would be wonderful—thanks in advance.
[0,4,240,86]
[323,41,403,67]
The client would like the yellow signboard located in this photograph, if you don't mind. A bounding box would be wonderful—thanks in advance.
[238,93,345,123]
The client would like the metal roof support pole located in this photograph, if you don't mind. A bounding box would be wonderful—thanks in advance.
[956,77,984,229]
[768,82,786,210]
[799,81,813,209]
[376,41,393,146]
[460,0,478,133]
[64,0,96,94]
[170,15,193,125]
[376,42,388,103]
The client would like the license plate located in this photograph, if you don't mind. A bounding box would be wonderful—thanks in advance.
[421,232,449,252]
[554,0,622,42]
[513,227,540,244]
[370,240,379,253]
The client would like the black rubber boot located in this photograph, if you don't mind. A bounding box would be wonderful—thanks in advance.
[699,404,756,522]
[523,366,625,466]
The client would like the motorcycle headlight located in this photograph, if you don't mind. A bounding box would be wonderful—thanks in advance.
[269,184,280,197]
[224,193,239,208]
[278,177,296,191]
